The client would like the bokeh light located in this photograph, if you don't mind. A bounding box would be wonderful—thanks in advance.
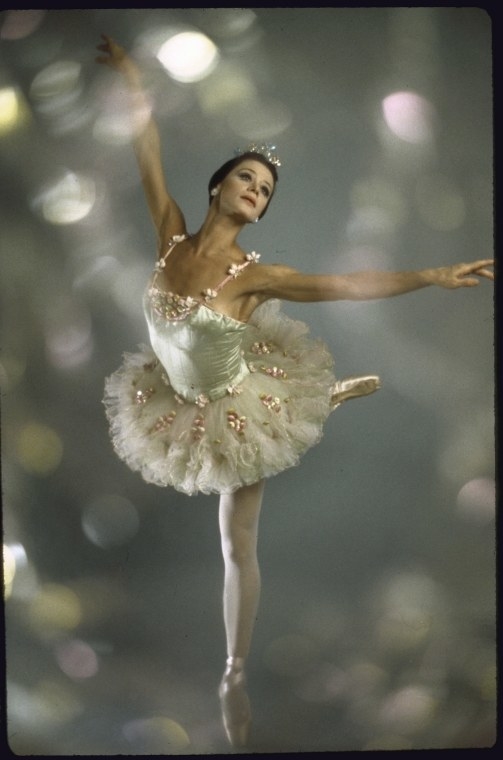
[3,541,38,600]
[439,411,494,485]
[382,90,435,144]
[4,544,18,595]
[32,171,96,225]
[55,638,100,680]
[28,59,90,135]
[415,173,465,231]
[346,175,408,245]
[377,684,438,734]
[350,175,408,231]
[7,679,83,743]
[92,87,152,145]
[456,477,495,525]
[373,570,442,654]
[81,494,140,549]
[16,423,64,476]
[28,583,82,633]
[30,61,82,106]
[198,62,257,115]
[157,31,219,83]
[0,86,30,134]
[0,9,46,40]
[194,8,257,39]
[44,304,94,370]
[122,716,191,753]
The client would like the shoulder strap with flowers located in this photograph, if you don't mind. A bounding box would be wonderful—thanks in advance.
[202,250,261,303]
[153,234,188,281]
[151,236,261,303]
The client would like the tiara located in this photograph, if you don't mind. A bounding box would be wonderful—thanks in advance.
[234,142,282,168]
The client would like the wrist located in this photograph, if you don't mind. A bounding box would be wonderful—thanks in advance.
[419,268,436,286]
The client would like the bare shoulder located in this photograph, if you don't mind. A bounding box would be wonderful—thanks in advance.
[243,262,299,291]
[248,263,298,282]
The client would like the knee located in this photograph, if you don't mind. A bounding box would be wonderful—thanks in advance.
[222,528,257,566]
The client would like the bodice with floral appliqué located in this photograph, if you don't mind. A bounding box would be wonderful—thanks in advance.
[142,234,262,402]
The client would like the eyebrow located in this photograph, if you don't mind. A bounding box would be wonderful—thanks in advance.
[238,166,273,190]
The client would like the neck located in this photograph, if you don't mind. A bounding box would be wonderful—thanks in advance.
[192,208,247,253]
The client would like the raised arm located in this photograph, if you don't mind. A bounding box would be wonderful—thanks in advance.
[250,260,494,302]
[95,35,186,246]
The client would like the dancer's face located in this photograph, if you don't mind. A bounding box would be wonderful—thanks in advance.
[217,160,275,221]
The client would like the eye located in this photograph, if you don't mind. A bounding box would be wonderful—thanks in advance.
[239,171,252,181]
[260,186,270,198]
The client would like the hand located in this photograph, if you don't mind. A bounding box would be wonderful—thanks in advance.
[95,34,130,72]
[432,259,494,289]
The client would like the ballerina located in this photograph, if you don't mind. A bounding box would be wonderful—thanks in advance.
[96,34,494,748]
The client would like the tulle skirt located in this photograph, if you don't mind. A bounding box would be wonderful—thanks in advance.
[103,301,337,495]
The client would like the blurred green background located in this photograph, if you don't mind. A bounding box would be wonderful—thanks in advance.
[1,8,495,754]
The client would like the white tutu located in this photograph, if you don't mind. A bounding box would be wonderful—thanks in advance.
[103,300,337,495]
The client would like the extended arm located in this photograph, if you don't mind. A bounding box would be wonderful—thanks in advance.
[95,35,185,245]
[251,260,494,302]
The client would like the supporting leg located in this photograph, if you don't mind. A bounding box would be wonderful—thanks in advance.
[218,479,265,746]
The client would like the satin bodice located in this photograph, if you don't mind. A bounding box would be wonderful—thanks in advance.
[143,293,250,402]
[142,234,258,403]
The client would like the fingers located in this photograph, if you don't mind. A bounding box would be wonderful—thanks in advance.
[95,34,124,67]
[96,34,116,55]
[474,268,495,280]
[465,261,494,281]
[96,34,110,50]
[456,267,494,287]
[467,260,494,275]
[456,260,494,283]
[95,38,110,60]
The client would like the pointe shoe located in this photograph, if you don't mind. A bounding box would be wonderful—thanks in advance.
[331,374,381,408]
[219,657,251,748]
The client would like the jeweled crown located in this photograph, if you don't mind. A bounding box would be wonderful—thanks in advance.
[234,142,282,167]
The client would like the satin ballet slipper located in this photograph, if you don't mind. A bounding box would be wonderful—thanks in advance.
[331,375,381,408]
[218,657,251,748]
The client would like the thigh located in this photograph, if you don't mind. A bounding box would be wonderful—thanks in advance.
[219,480,265,536]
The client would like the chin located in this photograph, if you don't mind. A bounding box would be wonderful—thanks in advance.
[232,205,254,223]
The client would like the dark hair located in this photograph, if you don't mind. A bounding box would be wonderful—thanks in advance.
[208,152,279,219]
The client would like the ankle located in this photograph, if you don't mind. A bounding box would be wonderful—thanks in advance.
[225,656,245,673]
